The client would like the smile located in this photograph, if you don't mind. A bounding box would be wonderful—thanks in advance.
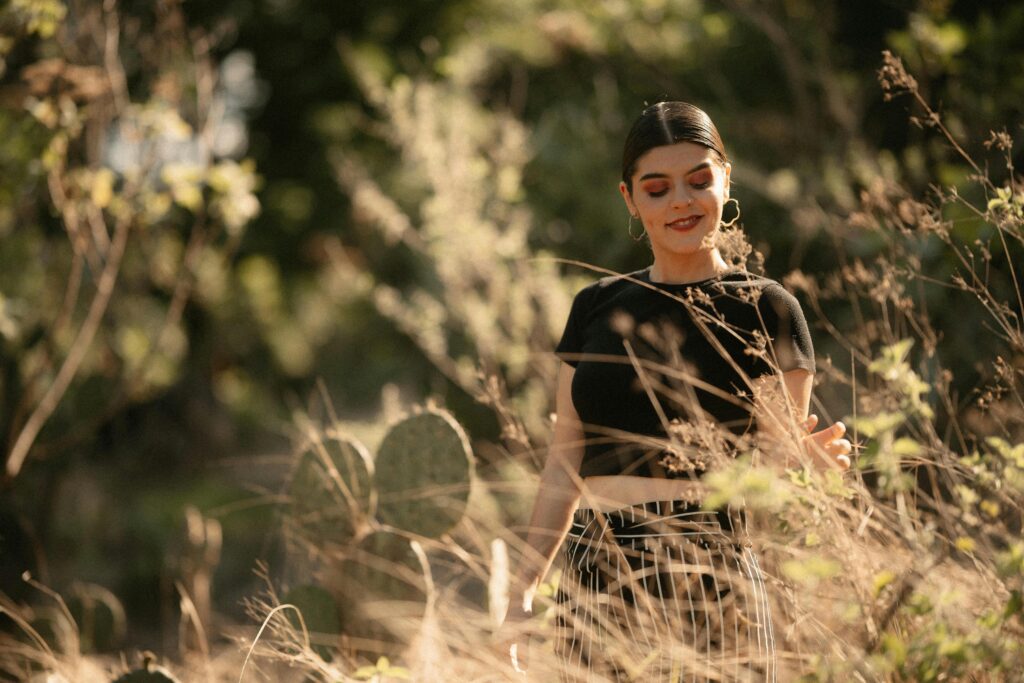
[666,215,702,231]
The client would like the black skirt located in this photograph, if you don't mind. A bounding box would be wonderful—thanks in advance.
[552,500,777,682]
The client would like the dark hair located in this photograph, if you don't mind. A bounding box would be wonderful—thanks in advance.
[621,101,728,191]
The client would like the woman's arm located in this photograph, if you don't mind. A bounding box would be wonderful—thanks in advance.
[508,361,585,615]
[753,368,852,469]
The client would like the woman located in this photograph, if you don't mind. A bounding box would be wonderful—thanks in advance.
[500,102,852,682]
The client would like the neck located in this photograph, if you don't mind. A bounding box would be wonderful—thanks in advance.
[649,248,731,284]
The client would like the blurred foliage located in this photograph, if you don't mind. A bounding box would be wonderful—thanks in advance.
[1,0,1023,678]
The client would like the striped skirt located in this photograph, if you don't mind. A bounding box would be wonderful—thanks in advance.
[552,500,776,682]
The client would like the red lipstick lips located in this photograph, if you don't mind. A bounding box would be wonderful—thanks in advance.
[667,215,702,231]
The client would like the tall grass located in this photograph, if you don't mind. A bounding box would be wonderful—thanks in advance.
[243,51,1023,682]
[3,52,1023,682]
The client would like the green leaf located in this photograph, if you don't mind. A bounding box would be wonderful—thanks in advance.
[881,632,907,667]
[954,536,975,553]
[703,460,788,511]
[892,437,921,456]
[849,411,905,438]
[787,466,813,488]
[873,569,897,597]
[782,556,841,585]
[1004,590,1023,620]
[908,592,933,615]
[986,436,1024,467]
[867,339,914,375]
[954,484,978,506]
[980,499,1000,518]
[824,470,856,499]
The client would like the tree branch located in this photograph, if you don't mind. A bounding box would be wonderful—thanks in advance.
[5,211,132,480]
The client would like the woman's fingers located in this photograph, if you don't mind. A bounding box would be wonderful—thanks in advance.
[822,420,846,439]
[808,420,846,446]
[803,414,819,432]
[801,420,854,469]
[828,438,852,454]
[817,436,852,455]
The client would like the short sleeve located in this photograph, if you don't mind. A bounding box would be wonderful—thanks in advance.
[757,284,816,374]
[554,285,594,367]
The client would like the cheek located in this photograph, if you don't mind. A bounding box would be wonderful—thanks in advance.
[702,190,728,212]
[636,196,666,216]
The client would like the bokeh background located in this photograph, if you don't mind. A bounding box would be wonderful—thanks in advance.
[1,0,1023,679]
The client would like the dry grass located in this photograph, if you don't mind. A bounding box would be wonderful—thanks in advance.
[3,51,1023,683]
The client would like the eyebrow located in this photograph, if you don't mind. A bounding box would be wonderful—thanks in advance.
[638,161,713,182]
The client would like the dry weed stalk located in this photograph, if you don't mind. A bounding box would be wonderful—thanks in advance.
[247,51,1024,682]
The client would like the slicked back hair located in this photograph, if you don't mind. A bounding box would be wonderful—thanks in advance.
[622,101,728,192]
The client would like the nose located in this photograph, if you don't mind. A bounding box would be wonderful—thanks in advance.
[670,187,694,207]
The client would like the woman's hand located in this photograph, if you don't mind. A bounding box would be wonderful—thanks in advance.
[496,603,532,676]
[801,414,853,470]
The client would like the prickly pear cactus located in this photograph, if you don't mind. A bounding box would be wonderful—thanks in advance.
[374,409,474,538]
[283,584,342,661]
[289,429,374,544]
[336,530,425,647]
[283,406,477,656]
[66,582,126,653]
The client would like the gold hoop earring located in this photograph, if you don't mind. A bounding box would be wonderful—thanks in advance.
[720,197,741,229]
[628,214,645,241]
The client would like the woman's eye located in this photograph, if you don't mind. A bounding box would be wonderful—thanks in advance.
[689,173,712,189]
[647,188,668,197]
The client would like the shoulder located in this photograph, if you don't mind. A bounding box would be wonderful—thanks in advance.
[718,272,803,309]
[758,279,806,318]
[717,270,783,291]
[571,268,649,304]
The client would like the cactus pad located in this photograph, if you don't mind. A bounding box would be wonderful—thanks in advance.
[374,410,474,538]
[337,530,426,648]
[282,584,342,661]
[289,430,373,544]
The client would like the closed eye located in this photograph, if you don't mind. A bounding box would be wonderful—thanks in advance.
[689,171,712,189]
[641,181,670,198]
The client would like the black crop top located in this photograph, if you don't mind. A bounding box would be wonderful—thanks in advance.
[555,266,815,479]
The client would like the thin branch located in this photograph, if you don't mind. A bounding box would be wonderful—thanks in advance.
[5,211,132,480]
[102,0,130,113]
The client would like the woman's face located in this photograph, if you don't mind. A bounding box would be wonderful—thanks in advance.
[619,141,731,257]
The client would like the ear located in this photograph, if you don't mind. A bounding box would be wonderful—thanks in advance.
[723,162,732,200]
[618,181,637,217]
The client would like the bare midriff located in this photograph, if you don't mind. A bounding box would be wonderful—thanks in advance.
[577,475,708,512]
